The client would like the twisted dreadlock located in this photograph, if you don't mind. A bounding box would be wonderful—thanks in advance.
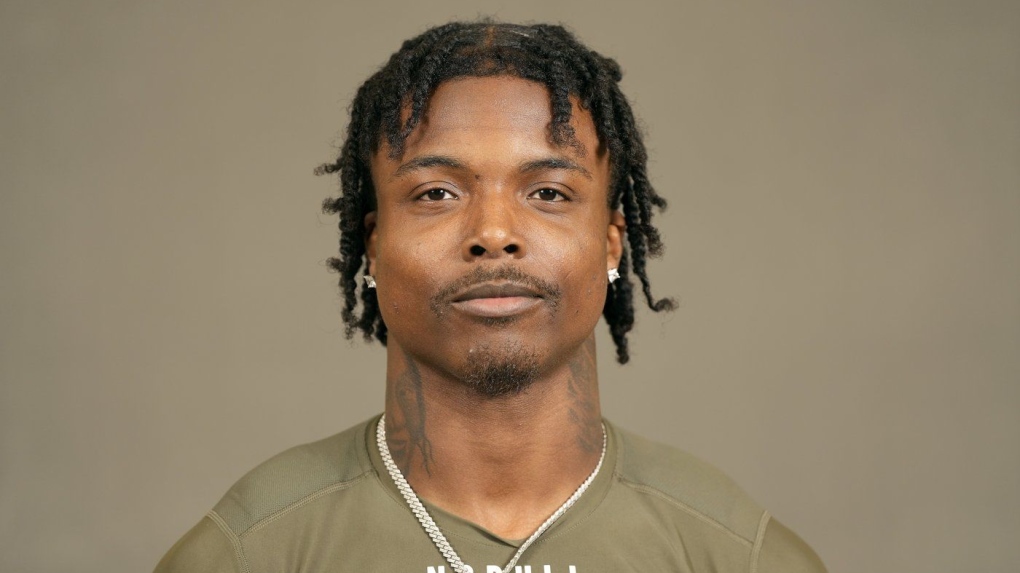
[316,21,674,364]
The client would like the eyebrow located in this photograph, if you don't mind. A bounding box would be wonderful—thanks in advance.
[389,154,593,181]
[519,157,593,180]
[391,155,467,180]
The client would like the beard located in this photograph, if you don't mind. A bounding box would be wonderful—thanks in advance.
[463,342,540,398]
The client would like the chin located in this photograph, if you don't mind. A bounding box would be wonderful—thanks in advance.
[462,341,541,398]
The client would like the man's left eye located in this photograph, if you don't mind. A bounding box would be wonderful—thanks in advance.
[529,188,567,202]
[419,188,457,201]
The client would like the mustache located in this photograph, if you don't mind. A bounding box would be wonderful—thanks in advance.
[430,265,562,310]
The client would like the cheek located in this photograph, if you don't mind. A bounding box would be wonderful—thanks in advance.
[375,236,441,318]
[578,268,608,317]
[554,230,609,318]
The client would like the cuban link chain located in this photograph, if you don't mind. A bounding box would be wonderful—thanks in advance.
[377,415,607,573]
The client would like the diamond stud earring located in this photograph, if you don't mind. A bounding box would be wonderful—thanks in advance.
[607,268,620,284]
[364,275,376,288]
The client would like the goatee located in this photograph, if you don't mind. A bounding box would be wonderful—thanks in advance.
[463,343,540,398]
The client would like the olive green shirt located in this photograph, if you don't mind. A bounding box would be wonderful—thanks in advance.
[155,416,825,572]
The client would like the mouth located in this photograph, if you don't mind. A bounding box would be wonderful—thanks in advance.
[450,282,544,318]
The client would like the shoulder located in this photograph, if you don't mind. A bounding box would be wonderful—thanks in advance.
[154,515,241,573]
[756,517,828,573]
[612,424,765,543]
[154,418,379,572]
[211,417,376,537]
[609,424,826,572]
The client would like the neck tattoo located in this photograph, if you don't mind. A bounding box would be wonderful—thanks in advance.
[377,415,607,573]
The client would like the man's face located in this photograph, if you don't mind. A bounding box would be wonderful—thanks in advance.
[367,76,623,395]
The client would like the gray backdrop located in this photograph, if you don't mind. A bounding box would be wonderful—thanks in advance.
[2,1,1018,572]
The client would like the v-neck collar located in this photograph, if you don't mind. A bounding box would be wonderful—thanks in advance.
[363,414,619,551]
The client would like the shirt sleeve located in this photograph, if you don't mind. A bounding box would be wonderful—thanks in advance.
[752,515,827,573]
[154,514,244,573]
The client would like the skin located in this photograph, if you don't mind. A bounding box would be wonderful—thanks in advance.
[367,76,624,539]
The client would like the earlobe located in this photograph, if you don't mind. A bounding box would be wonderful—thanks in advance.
[364,211,378,276]
[606,210,625,270]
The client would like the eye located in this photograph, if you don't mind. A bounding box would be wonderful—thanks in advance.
[529,188,567,202]
[418,188,457,201]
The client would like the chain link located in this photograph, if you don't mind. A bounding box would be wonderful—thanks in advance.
[377,415,607,573]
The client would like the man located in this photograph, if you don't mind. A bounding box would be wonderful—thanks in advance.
[156,21,825,573]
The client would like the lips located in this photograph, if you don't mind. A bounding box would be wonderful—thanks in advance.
[452,283,543,302]
[450,282,544,318]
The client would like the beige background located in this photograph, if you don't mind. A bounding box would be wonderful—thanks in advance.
[2,1,1018,572]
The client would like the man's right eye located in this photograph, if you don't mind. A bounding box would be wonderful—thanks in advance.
[419,188,457,201]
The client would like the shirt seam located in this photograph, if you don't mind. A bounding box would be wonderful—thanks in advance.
[236,473,371,538]
[437,468,615,550]
[749,510,771,573]
[443,423,621,550]
[388,425,620,552]
[207,509,252,573]
[617,476,755,548]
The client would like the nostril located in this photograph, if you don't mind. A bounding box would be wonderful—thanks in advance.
[470,245,486,256]
[504,244,519,254]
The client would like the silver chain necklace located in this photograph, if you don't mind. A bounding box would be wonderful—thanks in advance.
[377,415,607,573]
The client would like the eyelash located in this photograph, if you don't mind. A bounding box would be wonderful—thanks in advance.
[529,188,568,202]
[418,188,457,201]
[415,187,569,202]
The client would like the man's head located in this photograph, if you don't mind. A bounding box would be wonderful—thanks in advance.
[318,21,674,378]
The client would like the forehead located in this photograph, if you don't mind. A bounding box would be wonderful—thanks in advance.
[373,76,606,171]
[418,76,552,133]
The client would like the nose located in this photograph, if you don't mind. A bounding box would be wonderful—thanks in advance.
[462,194,525,260]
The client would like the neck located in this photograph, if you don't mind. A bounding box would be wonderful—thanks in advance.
[382,335,603,539]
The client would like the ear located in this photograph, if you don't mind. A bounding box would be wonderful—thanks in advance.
[606,210,625,270]
[364,211,378,276]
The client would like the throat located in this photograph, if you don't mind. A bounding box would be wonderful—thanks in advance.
[377,414,607,541]
[380,393,605,538]
[380,336,604,538]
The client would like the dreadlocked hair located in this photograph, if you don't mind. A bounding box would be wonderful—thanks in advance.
[316,20,675,364]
